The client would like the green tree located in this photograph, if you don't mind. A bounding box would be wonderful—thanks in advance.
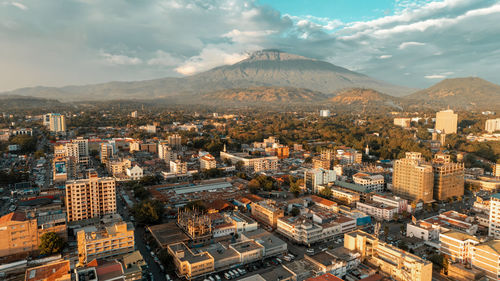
[132,200,164,225]
[290,207,300,217]
[319,186,332,198]
[39,232,65,255]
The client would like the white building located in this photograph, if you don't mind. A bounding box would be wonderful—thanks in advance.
[356,201,398,221]
[126,165,144,181]
[352,173,384,193]
[489,193,500,238]
[319,110,331,117]
[304,169,336,193]
[170,160,188,174]
[158,142,177,162]
[277,216,342,246]
[220,152,278,173]
[200,154,217,171]
[371,194,408,213]
[485,118,500,133]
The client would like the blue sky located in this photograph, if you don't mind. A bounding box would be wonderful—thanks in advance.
[1,0,500,92]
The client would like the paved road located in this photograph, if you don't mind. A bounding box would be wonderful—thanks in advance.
[135,226,167,281]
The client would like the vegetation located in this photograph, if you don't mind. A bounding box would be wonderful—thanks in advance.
[39,232,65,255]
[131,200,164,225]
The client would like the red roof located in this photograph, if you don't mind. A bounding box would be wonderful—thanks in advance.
[306,273,344,281]
[0,212,27,223]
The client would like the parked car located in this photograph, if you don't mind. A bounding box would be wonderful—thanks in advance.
[215,274,222,281]
[306,249,315,255]
[224,272,231,280]
[209,276,215,281]
[165,274,171,281]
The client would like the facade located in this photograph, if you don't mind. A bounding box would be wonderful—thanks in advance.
[394,118,411,128]
[100,143,113,164]
[407,211,477,241]
[471,240,500,280]
[312,158,331,170]
[345,230,432,281]
[485,118,500,133]
[489,193,500,238]
[250,200,284,228]
[276,216,342,246]
[355,201,397,221]
[432,153,464,201]
[352,173,384,193]
[200,154,217,171]
[168,134,182,149]
[170,160,188,174]
[158,142,177,161]
[329,186,360,205]
[46,113,66,133]
[435,109,458,134]
[439,231,479,264]
[393,152,434,202]
[371,194,408,213]
[168,242,215,279]
[66,170,117,222]
[77,221,135,264]
[220,152,278,173]
[126,165,143,181]
[304,169,336,193]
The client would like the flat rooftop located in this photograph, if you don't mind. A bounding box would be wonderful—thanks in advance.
[168,243,213,264]
[230,240,264,253]
[148,222,189,248]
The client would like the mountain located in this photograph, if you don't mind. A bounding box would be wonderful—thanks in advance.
[405,77,500,109]
[200,87,328,104]
[0,95,64,110]
[330,88,403,109]
[1,50,413,101]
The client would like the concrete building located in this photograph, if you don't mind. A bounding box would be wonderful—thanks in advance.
[250,200,284,228]
[304,169,336,193]
[240,229,287,257]
[170,160,188,174]
[485,118,500,133]
[352,173,384,193]
[471,240,500,280]
[312,158,331,170]
[489,193,500,239]
[168,134,182,149]
[220,152,278,173]
[319,110,330,117]
[46,113,66,133]
[394,117,411,128]
[100,143,114,164]
[66,170,117,222]
[276,216,342,246]
[168,242,215,279]
[393,152,434,203]
[407,211,477,241]
[25,260,71,281]
[345,230,432,281]
[432,153,464,201]
[371,194,408,213]
[439,230,479,264]
[200,154,217,171]
[329,186,361,205]
[355,201,398,221]
[158,142,177,162]
[77,221,135,264]
[435,109,458,134]
[126,165,143,181]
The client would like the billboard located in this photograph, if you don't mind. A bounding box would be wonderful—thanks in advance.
[54,161,67,175]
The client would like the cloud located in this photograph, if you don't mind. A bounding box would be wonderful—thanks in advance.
[147,51,183,66]
[10,2,27,10]
[101,52,142,65]
[425,74,446,79]
[399,41,426,49]
[379,55,392,59]
[175,46,249,75]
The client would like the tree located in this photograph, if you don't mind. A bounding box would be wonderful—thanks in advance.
[319,186,332,198]
[39,232,65,255]
[290,207,300,217]
[132,200,164,225]
[235,161,244,171]
[289,182,301,197]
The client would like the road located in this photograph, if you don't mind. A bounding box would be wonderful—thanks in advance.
[135,226,167,281]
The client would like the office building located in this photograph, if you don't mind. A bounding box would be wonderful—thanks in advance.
[200,154,217,171]
[250,200,284,228]
[66,170,117,222]
[439,230,479,264]
[485,118,500,133]
[73,137,89,157]
[352,173,384,193]
[371,194,408,213]
[45,113,66,133]
[407,211,477,241]
[220,152,278,173]
[304,168,336,193]
[435,109,458,134]
[312,158,331,170]
[489,193,500,239]
[471,240,500,280]
[168,242,215,279]
[355,201,398,221]
[100,143,114,164]
[432,153,464,201]
[77,221,135,264]
[25,260,71,281]
[158,142,177,161]
[345,230,432,281]
[392,152,434,202]
[277,216,342,246]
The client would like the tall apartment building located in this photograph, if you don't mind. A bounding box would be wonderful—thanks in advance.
[304,168,336,193]
[435,109,458,134]
[158,142,177,161]
[46,113,66,133]
[170,160,188,174]
[345,230,432,281]
[312,158,331,170]
[168,134,182,149]
[77,221,135,264]
[100,143,114,164]
[200,154,216,171]
[250,200,284,228]
[489,193,500,238]
[352,173,384,193]
[485,118,500,133]
[432,153,464,201]
[65,170,117,222]
[393,152,434,202]
[73,137,89,157]
[0,211,67,257]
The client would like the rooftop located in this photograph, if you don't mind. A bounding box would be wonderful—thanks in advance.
[230,240,264,253]
[168,242,213,264]
[305,273,343,281]
[25,260,71,281]
[441,230,480,242]
[148,222,189,248]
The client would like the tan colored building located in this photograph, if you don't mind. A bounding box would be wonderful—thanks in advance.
[25,260,71,281]
[432,153,464,201]
[345,230,432,281]
[47,113,66,133]
[167,242,215,279]
[435,109,458,134]
[489,193,500,238]
[394,117,411,128]
[471,240,500,280]
[312,158,331,170]
[66,170,116,222]
[393,152,434,202]
[77,221,135,264]
[220,152,278,172]
[439,230,479,264]
[0,211,67,257]
[251,200,284,228]
[200,154,217,171]
[100,143,113,164]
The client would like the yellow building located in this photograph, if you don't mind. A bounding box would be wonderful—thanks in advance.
[66,170,116,222]
[250,200,284,228]
[435,109,458,135]
[432,153,464,201]
[167,242,215,279]
[77,221,135,264]
[393,152,434,202]
[439,230,479,264]
[344,230,432,281]
[471,240,500,280]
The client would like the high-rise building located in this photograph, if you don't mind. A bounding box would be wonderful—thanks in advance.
[73,137,89,157]
[489,193,500,239]
[432,153,464,201]
[312,158,331,170]
[170,160,188,174]
[485,118,500,133]
[393,152,434,202]
[65,170,116,222]
[131,110,138,118]
[200,154,216,171]
[304,168,336,193]
[435,109,458,134]
[46,113,66,133]
[100,143,113,164]
[168,134,182,149]
[158,142,177,161]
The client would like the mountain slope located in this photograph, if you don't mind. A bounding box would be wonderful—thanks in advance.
[1,50,412,101]
[330,88,403,109]
[0,95,64,110]
[405,77,500,109]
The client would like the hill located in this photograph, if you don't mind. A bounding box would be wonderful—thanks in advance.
[405,77,500,109]
[330,88,403,109]
[200,87,328,104]
[1,50,412,101]
[0,95,64,110]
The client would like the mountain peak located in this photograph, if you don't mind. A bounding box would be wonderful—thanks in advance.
[242,49,311,63]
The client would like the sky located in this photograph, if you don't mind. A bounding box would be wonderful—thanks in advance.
[1,0,500,91]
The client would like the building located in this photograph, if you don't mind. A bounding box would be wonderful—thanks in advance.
[65,170,117,222]
[407,211,477,241]
[304,169,336,193]
[352,173,384,193]
[485,118,500,133]
[471,240,500,280]
[100,143,114,164]
[0,210,67,257]
[251,200,284,228]
[25,260,71,281]
[371,194,408,213]
[439,230,479,264]
[392,152,434,202]
[126,165,143,181]
[435,109,458,134]
[355,201,398,221]
[276,216,342,246]
[345,230,432,281]
[319,110,331,117]
[158,142,177,162]
[466,176,500,192]
[46,113,66,133]
[167,242,215,279]
[329,186,361,205]
[240,229,287,257]
[200,154,217,171]
[131,111,138,118]
[220,152,278,173]
[170,160,188,174]
[489,193,500,239]
[432,153,464,201]
[494,163,500,178]
[77,221,135,264]
[312,158,331,170]
[394,118,412,128]
[168,134,182,149]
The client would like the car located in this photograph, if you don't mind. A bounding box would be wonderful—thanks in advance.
[276,258,282,263]
[229,271,235,279]
[232,270,239,277]
[215,274,222,281]
[283,256,292,262]
[165,274,171,281]
[306,249,314,255]
[237,268,244,275]
[224,273,231,280]
[204,279,210,281]
[209,276,215,281]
